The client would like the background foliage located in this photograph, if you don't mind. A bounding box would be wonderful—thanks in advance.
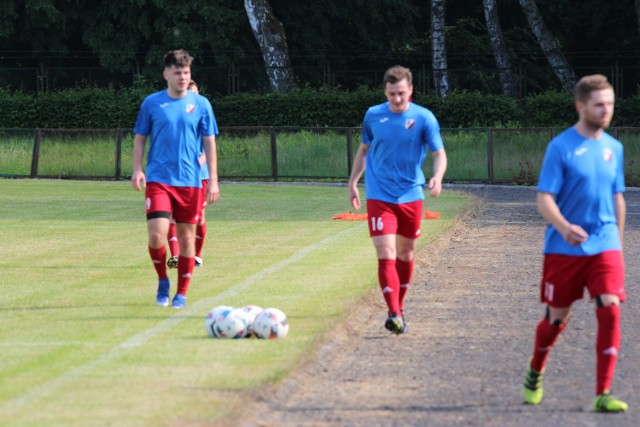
[0,0,639,96]
[2,86,640,128]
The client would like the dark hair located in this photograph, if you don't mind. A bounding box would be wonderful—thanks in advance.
[164,49,193,68]
[383,65,412,87]
[575,74,613,103]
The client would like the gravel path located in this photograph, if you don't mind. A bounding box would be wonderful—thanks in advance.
[239,185,640,427]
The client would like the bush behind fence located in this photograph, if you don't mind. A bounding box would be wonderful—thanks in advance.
[3,127,640,186]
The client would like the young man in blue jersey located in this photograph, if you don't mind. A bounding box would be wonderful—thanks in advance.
[167,80,209,269]
[131,50,220,309]
[348,65,447,335]
[522,75,627,412]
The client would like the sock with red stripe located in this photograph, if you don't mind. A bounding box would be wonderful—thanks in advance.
[596,304,621,395]
[530,317,566,372]
[195,222,207,258]
[378,259,401,315]
[396,258,413,311]
[148,246,168,280]
[167,223,179,257]
[176,256,196,296]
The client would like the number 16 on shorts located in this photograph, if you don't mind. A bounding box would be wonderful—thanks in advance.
[370,216,384,232]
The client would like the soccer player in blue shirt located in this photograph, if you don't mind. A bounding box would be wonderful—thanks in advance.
[131,50,220,309]
[166,80,209,269]
[522,75,628,412]
[348,65,447,335]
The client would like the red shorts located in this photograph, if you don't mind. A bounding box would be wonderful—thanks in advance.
[145,182,202,224]
[366,199,423,239]
[540,250,625,307]
[199,179,209,217]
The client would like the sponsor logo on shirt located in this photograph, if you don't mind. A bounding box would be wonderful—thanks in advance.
[186,104,196,114]
[405,119,416,129]
[379,117,389,123]
[160,102,169,108]
[603,147,613,162]
[574,147,588,156]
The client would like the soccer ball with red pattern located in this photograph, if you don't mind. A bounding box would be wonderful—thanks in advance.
[216,307,252,339]
[204,305,234,338]
[241,305,263,338]
[252,308,289,339]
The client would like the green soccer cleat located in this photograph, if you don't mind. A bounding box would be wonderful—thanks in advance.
[593,392,628,413]
[167,256,178,269]
[523,364,544,405]
[384,312,405,335]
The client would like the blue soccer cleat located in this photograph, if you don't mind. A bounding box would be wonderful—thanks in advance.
[156,279,171,307]
[172,293,186,309]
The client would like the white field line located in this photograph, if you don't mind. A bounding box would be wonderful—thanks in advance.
[0,342,97,347]
[1,223,365,411]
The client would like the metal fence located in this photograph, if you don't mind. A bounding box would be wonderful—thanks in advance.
[2,127,640,186]
[2,62,640,99]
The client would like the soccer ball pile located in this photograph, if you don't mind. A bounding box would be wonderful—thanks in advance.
[204,305,289,339]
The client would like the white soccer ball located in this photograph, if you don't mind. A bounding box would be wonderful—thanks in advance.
[253,307,289,339]
[241,305,263,338]
[204,305,234,338]
[216,307,252,339]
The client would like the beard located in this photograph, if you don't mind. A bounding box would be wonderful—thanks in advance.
[584,113,612,131]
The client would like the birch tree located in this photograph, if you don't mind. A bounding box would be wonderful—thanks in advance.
[431,0,449,98]
[483,0,517,98]
[244,0,295,93]
[518,0,576,92]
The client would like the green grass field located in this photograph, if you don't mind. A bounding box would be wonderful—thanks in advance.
[0,179,470,426]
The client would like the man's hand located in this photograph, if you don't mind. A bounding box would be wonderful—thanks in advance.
[428,177,443,197]
[349,185,361,211]
[560,223,589,246]
[131,171,146,191]
[207,181,220,205]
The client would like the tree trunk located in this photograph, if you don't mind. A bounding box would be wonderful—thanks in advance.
[518,0,576,92]
[431,0,449,98]
[244,0,295,93]
[483,0,517,98]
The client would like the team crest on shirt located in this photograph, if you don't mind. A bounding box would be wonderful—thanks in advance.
[405,119,416,129]
[186,104,196,114]
[603,147,613,162]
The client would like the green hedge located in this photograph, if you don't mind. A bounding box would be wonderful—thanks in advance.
[1,86,639,129]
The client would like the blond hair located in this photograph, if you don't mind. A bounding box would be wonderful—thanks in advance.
[575,74,613,103]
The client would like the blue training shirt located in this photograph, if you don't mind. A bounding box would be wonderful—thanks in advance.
[134,90,218,187]
[362,102,444,204]
[537,126,625,255]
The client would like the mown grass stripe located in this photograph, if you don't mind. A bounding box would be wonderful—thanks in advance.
[1,222,365,410]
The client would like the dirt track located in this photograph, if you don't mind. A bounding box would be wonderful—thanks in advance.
[239,185,640,427]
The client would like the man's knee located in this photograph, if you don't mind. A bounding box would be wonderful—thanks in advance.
[545,306,570,327]
[596,294,620,308]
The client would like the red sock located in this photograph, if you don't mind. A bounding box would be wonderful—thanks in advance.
[168,223,179,257]
[378,259,400,315]
[176,256,196,296]
[195,222,207,258]
[396,259,413,311]
[530,318,566,372]
[596,304,621,395]
[148,246,168,280]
